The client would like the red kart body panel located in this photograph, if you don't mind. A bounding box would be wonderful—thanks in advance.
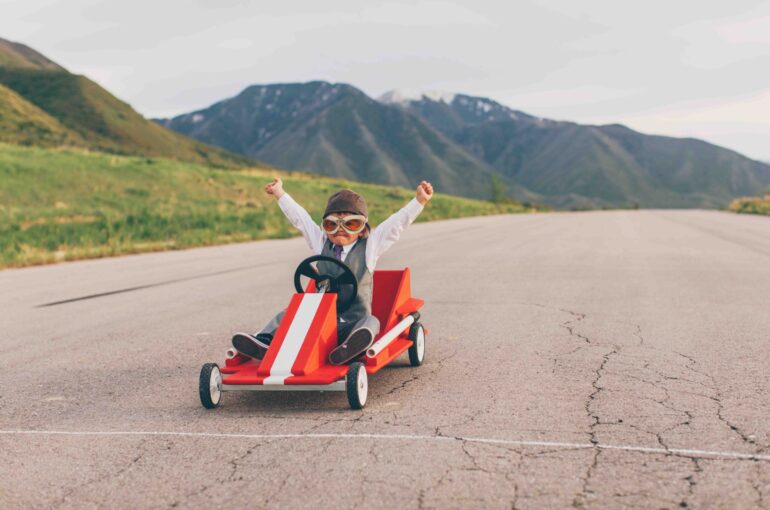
[221,268,424,387]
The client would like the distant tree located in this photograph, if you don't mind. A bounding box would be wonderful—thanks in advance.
[490,174,507,203]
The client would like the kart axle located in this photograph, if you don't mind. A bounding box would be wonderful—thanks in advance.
[221,381,347,392]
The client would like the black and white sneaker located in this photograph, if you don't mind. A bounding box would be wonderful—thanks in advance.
[329,327,375,365]
[232,332,271,360]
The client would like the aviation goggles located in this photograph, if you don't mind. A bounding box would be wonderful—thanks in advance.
[322,214,367,234]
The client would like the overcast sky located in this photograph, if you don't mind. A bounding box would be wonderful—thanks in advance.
[2,0,768,160]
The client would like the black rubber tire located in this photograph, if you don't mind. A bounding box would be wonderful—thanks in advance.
[199,363,222,409]
[408,323,425,367]
[346,362,368,410]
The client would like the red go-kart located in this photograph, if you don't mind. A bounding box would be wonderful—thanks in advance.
[199,255,426,410]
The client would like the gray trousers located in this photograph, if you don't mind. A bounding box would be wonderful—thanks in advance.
[257,310,380,345]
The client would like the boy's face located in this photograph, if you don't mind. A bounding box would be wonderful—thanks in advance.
[323,212,365,246]
[327,228,359,246]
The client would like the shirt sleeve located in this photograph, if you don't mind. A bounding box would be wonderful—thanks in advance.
[366,198,424,271]
[278,193,325,254]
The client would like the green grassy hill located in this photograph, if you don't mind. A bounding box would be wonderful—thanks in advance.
[0,37,64,70]
[0,83,84,146]
[0,143,537,268]
[0,37,248,168]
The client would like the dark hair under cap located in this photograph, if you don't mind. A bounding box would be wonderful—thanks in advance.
[324,189,368,218]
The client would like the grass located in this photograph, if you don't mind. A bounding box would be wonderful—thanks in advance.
[728,195,770,216]
[0,143,539,268]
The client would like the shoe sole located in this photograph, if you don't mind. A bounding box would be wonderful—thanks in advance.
[232,334,268,360]
[330,328,374,365]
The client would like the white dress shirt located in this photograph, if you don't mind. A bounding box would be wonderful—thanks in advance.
[278,193,424,272]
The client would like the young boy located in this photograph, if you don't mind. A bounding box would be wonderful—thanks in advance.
[232,177,434,365]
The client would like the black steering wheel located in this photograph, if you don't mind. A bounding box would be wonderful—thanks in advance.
[293,255,358,313]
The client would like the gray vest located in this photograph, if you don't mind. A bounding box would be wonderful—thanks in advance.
[319,239,372,323]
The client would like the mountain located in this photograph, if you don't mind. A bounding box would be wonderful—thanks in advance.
[160,82,770,208]
[386,92,770,208]
[380,90,538,137]
[156,81,507,199]
[0,37,248,167]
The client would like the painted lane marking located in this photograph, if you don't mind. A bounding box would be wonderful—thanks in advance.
[263,293,323,385]
[0,430,767,462]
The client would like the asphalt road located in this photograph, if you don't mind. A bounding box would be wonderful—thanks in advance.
[1,210,769,509]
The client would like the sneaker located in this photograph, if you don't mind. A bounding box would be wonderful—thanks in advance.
[232,332,270,360]
[255,333,274,346]
[329,327,375,365]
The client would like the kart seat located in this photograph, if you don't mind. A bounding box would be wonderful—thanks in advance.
[371,269,413,333]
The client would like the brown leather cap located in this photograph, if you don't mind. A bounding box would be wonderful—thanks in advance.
[324,189,368,218]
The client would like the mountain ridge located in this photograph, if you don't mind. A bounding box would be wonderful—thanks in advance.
[0,38,64,71]
[381,89,770,208]
[159,81,770,208]
[156,81,509,200]
[0,37,250,168]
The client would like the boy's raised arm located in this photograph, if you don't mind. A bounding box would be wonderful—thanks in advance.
[266,178,325,253]
[366,181,433,270]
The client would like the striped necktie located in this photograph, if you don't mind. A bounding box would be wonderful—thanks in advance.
[333,244,343,261]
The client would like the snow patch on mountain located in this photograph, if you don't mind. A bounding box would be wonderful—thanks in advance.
[378,89,456,105]
[422,90,456,103]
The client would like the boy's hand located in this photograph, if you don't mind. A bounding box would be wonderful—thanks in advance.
[264,177,285,199]
[416,180,433,205]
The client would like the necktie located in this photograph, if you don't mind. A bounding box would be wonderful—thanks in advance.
[333,244,343,261]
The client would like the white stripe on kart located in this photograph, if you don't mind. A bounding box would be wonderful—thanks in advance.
[263,293,323,385]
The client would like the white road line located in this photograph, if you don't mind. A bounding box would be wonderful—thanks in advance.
[0,430,767,462]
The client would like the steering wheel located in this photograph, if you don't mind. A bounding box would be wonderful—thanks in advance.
[293,255,358,313]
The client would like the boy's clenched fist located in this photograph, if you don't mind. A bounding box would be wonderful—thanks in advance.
[265,177,285,199]
[416,181,434,205]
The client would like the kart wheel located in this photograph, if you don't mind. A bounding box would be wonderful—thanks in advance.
[346,362,368,410]
[199,363,222,409]
[408,323,425,367]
